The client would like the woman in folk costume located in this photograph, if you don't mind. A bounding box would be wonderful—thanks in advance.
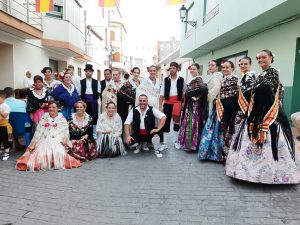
[112,69,123,92]
[42,66,60,93]
[26,75,50,132]
[96,101,126,158]
[50,72,80,120]
[69,101,98,161]
[129,67,141,90]
[136,65,160,109]
[101,84,117,113]
[198,61,239,162]
[231,57,256,131]
[117,67,140,123]
[16,101,81,171]
[207,60,223,115]
[226,50,300,184]
[178,63,208,151]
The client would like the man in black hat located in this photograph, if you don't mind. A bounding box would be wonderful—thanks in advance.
[79,64,100,139]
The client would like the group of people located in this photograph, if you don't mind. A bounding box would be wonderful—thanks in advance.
[0,49,299,184]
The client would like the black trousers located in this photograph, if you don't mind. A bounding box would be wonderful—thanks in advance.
[0,126,13,149]
[117,98,132,124]
[129,131,159,146]
[85,100,98,125]
[162,103,180,133]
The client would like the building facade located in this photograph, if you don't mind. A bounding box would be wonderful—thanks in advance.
[0,0,124,88]
[158,48,192,83]
[180,0,300,116]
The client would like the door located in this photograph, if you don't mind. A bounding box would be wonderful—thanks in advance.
[291,38,300,114]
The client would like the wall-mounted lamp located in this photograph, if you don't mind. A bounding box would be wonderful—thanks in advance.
[179,5,197,28]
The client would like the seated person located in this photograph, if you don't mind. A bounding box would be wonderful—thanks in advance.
[291,112,300,139]
[96,101,126,158]
[124,94,166,158]
[4,87,27,113]
[16,101,81,171]
[69,101,98,161]
[0,90,12,160]
[4,87,28,150]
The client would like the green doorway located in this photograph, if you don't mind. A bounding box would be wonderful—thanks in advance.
[291,38,300,115]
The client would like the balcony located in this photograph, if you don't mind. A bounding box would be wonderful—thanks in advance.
[0,0,42,39]
[42,16,86,58]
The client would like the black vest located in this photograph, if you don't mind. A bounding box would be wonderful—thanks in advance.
[80,78,99,100]
[132,106,155,134]
[164,76,184,100]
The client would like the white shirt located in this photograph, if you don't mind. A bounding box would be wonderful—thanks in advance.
[160,75,186,96]
[23,77,34,88]
[44,79,61,91]
[0,102,10,119]
[141,77,161,92]
[77,78,101,95]
[85,79,93,94]
[125,106,166,129]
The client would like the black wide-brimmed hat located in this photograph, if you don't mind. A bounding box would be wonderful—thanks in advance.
[84,64,94,72]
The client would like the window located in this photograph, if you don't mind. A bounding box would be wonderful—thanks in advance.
[203,0,219,24]
[110,31,115,41]
[46,4,63,19]
[78,67,82,77]
[97,70,101,81]
[112,52,121,62]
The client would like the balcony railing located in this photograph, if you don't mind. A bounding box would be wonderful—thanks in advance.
[0,0,42,30]
[203,4,219,24]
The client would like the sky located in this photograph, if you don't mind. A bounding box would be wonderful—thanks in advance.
[121,0,182,44]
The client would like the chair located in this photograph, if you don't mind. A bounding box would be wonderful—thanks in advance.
[9,112,32,147]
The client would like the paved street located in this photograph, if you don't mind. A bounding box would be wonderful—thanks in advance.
[0,132,300,225]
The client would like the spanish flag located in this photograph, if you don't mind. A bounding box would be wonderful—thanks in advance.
[167,0,186,6]
[99,0,118,8]
[35,0,54,13]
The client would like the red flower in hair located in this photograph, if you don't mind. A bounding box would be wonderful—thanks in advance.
[188,65,191,70]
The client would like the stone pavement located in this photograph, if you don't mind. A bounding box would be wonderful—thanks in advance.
[0,134,300,225]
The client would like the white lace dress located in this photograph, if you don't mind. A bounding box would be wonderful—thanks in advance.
[96,112,126,157]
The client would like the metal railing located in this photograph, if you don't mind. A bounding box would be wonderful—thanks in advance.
[0,0,42,30]
[203,4,219,24]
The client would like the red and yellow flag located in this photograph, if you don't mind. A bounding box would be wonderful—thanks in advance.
[167,0,186,6]
[35,0,53,13]
[99,0,118,8]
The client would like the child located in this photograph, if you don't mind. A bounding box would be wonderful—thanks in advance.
[0,90,12,160]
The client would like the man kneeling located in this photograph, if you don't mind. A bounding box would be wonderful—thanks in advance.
[124,94,166,157]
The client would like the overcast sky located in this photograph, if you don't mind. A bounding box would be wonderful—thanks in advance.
[120,0,182,61]
[122,0,182,43]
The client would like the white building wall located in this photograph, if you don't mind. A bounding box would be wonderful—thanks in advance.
[0,44,14,89]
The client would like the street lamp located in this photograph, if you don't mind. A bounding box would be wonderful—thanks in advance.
[179,5,197,28]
